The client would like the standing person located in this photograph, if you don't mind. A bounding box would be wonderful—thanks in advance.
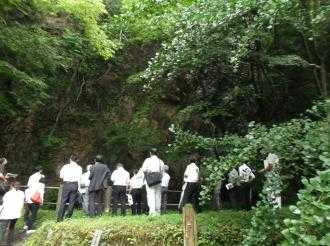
[27,166,44,188]
[141,181,149,215]
[129,169,144,215]
[79,165,91,215]
[161,165,170,214]
[178,156,199,212]
[24,177,45,232]
[111,163,130,216]
[0,181,25,246]
[88,155,110,217]
[0,158,8,205]
[141,148,164,216]
[57,154,82,222]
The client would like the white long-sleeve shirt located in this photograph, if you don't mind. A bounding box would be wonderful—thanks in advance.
[59,160,82,182]
[183,163,199,183]
[161,172,170,188]
[141,155,164,173]
[27,172,43,188]
[111,167,130,187]
[25,182,45,204]
[0,189,25,220]
[130,171,144,189]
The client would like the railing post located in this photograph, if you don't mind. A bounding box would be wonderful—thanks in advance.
[183,204,197,246]
[56,184,63,214]
[104,186,112,213]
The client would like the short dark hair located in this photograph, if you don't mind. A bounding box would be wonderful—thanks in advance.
[0,158,7,165]
[150,148,158,156]
[95,154,103,162]
[35,165,43,172]
[189,155,198,163]
[70,154,78,162]
[10,181,20,190]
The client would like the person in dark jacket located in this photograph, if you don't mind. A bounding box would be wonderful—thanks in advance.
[88,155,111,216]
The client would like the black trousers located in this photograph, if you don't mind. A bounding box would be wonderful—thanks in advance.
[161,187,168,214]
[112,186,126,216]
[228,183,252,210]
[89,189,104,216]
[0,219,17,246]
[179,182,199,212]
[24,203,39,230]
[57,182,78,221]
[141,185,149,214]
[131,188,142,215]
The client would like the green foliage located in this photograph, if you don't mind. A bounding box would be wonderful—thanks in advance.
[243,164,283,246]
[25,210,253,246]
[141,0,329,84]
[168,102,328,204]
[281,168,330,245]
[0,60,47,119]
[103,122,163,162]
[0,26,68,76]
[105,0,195,45]
[281,100,330,245]
[56,0,116,59]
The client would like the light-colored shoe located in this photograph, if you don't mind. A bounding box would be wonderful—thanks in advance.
[23,225,28,230]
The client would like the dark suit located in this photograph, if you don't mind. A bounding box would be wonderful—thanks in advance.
[88,162,110,216]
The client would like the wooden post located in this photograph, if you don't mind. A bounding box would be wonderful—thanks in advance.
[56,184,63,214]
[91,230,103,246]
[104,186,112,213]
[183,204,197,246]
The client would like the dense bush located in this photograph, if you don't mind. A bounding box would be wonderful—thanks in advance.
[243,160,283,246]
[26,211,253,246]
[281,168,330,245]
[168,102,328,204]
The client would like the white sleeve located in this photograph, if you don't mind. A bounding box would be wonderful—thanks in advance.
[141,159,148,172]
[59,166,65,179]
[111,171,116,182]
[184,166,189,177]
[27,176,32,187]
[126,173,130,186]
[160,160,165,173]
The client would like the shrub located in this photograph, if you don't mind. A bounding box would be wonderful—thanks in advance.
[167,102,328,205]
[281,168,330,245]
[25,210,253,246]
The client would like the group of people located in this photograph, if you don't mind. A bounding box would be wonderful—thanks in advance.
[57,148,200,220]
[0,149,200,245]
[0,158,45,245]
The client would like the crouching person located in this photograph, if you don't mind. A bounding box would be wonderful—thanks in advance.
[24,177,45,232]
[0,181,25,245]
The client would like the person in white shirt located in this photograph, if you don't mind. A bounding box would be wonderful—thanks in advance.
[24,177,45,231]
[141,148,164,216]
[27,166,44,188]
[0,181,25,244]
[0,158,8,205]
[178,156,199,211]
[79,164,91,215]
[129,169,144,215]
[57,154,82,222]
[111,163,130,216]
[161,165,170,214]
